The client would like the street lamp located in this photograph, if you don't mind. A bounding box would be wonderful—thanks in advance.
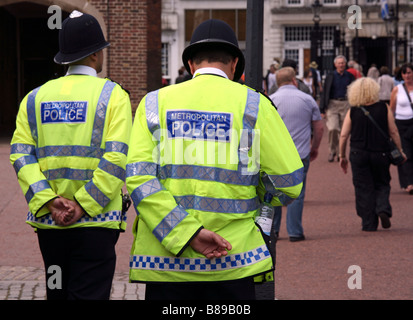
[384,1,399,66]
[310,0,323,70]
[312,0,323,25]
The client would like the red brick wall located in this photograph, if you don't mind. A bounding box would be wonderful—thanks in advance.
[90,0,161,113]
[146,0,162,93]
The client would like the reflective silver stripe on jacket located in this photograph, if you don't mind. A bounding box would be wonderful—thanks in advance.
[12,81,125,207]
[126,87,261,189]
[91,81,116,147]
[238,90,260,175]
[126,162,258,186]
[146,90,160,138]
[174,195,259,214]
[152,205,188,243]
[13,155,37,174]
[25,180,51,203]
[261,168,305,205]
[26,86,42,144]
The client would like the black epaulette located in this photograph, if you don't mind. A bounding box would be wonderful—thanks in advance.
[256,89,277,110]
[243,85,277,110]
[106,78,130,95]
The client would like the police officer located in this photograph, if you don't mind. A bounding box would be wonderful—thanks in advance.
[126,19,303,300]
[10,11,132,300]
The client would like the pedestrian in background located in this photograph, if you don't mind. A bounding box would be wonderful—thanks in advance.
[347,60,363,79]
[270,67,324,241]
[378,66,394,105]
[280,59,311,95]
[339,77,405,231]
[320,55,355,162]
[367,64,380,82]
[309,61,323,99]
[264,63,277,95]
[125,19,303,300]
[302,67,315,98]
[175,66,186,84]
[393,66,403,86]
[389,62,413,194]
[9,11,132,299]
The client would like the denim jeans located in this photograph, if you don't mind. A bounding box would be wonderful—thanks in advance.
[272,156,310,237]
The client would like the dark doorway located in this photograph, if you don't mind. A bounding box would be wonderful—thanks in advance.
[0,2,68,137]
[355,37,392,76]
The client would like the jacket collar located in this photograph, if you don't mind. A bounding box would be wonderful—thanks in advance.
[66,65,97,77]
[193,67,228,79]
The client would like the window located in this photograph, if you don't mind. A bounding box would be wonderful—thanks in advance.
[161,43,169,77]
[284,25,337,42]
[284,49,299,63]
[285,26,313,42]
[286,0,302,5]
[185,9,246,42]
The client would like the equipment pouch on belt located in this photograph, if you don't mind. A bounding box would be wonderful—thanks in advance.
[122,192,131,214]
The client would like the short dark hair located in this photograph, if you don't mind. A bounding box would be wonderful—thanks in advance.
[401,63,413,74]
[281,59,297,70]
[379,66,389,75]
[191,48,235,65]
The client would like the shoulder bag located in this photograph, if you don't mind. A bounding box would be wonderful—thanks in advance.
[402,83,413,109]
[401,83,413,141]
[360,106,404,166]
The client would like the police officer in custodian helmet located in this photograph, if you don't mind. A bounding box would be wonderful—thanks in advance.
[126,19,303,300]
[10,11,132,300]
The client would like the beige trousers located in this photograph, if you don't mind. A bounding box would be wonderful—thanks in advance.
[325,99,350,154]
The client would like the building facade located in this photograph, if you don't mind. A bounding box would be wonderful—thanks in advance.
[2,0,413,136]
[0,0,161,136]
[162,0,413,82]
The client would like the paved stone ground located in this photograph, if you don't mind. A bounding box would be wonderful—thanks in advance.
[1,136,144,300]
[1,122,413,301]
[0,266,145,300]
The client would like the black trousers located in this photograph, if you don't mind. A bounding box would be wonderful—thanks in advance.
[395,118,413,188]
[350,149,392,231]
[37,227,120,300]
[145,277,256,300]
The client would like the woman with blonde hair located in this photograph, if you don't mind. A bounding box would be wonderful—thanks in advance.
[339,77,406,231]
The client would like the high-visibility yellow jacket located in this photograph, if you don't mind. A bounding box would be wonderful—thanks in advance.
[10,71,132,230]
[126,71,303,283]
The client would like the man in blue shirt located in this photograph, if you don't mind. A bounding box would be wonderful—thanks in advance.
[320,55,355,162]
[269,67,324,241]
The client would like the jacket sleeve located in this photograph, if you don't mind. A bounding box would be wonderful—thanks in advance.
[10,93,57,217]
[126,94,203,256]
[256,97,304,206]
[74,85,132,217]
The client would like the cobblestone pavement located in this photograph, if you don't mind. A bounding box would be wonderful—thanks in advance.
[0,266,145,300]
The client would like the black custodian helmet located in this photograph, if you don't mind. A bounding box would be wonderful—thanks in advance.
[54,11,110,65]
[182,19,245,82]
